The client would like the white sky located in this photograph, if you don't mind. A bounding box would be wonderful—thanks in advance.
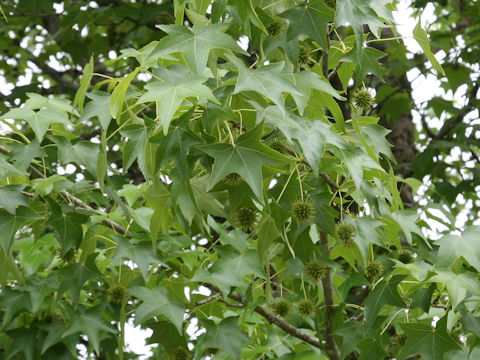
[0,0,478,357]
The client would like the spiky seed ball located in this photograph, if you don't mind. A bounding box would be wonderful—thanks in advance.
[56,247,76,264]
[266,16,288,39]
[297,298,316,317]
[304,259,327,282]
[271,298,292,317]
[222,173,243,187]
[108,283,128,304]
[170,347,190,360]
[365,260,383,282]
[393,333,407,346]
[298,45,313,67]
[233,207,259,232]
[398,252,414,264]
[291,198,316,223]
[335,223,356,247]
[351,87,375,112]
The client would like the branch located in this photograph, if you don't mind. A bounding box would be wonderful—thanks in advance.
[0,144,127,235]
[433,82,479,140]
[202,283,324,350]
[319,231,341,360]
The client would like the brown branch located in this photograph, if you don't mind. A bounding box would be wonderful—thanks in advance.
[0,144,127,235]
[202,283,324,350]
[319,231,340,360]
[433,82,479,140]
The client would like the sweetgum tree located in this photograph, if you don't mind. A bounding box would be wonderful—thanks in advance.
[0,0,479,359]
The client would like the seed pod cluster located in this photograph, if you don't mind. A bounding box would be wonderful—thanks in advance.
[393,333,407,346]
[233,207,259,232]
[271,298,292,317]
[222,173,243,187]
[108,283,129,304]
[335,223,356,247]
[291,198,316,223]
[266,16,288,39]
[296,298,316,317]
[351,87,375,112]
[304,259,327,282]
[170,347,190,360]
[365,260,383,282]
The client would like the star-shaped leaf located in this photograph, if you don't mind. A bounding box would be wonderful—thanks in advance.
[282,70,345,115]
[58,253,102,304]
[131,286,185,334]
[0,206,42,254]
[398,317,461,360]
[364,275,406,328]
[80,91,112,131]
[201,317,252,360]
[229,55,302,114]
[281,0,334,51]
[428,270,480,308]
[112,235,168,281]
[259,106,346,172]
[0,185,28,214]
[344,45,386,82]
[9,139,46,170]
[211,247,265,280]
[1,107,70,140]
[435,226,480,272]
[150,108,203,178]
[47,198,90,253]
[137,65,218,134]
[63,306,116,355]
[52,136,100,176]
[227,0,267,34]
[196,122,290,201]
[335,0,389,52]
[155,23,245,74]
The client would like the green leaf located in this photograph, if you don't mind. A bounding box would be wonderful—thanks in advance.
[0,184,28,214]
[112,235,168,281]
[9,139,46,170]
[335,0,388,52]
[53,136,100,176]
[398,317,460,360]
[74,56,94,111]
[132,286,185,334]
[281,0,334,51]
[58,253,102,304]
[155,23,245,74]
[435,226,480,272]
[47,199,89,253]
[80,91,112,131]
[364,275,406,328]
[63,306,116,355]
[413,20,445,76]
[197,122,290,201]
[191,268,245,296]
[428,270,480,308]
[229,55,302,114]
[201,316,252,360]
[357,337,388,360]
[211,246,265,281]
[260,106,346,172]
[380,210,423,245]
[344,45,386,82]
[1,107,70,140]
[150,108,203,178]
[0,206,42,254]
[137,65,218,134]
[119,125,148,174]
[227,0,267,34]
[110,67,140,119]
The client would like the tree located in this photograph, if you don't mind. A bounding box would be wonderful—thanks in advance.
[0,0,479,359]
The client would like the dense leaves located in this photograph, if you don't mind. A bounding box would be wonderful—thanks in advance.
[0,0,479,359]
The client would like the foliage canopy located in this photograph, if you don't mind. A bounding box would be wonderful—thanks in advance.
[0,0,479,359]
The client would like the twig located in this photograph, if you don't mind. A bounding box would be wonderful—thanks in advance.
[0,144,127,235]
[202,283,324,350]
[319,231,340,360]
